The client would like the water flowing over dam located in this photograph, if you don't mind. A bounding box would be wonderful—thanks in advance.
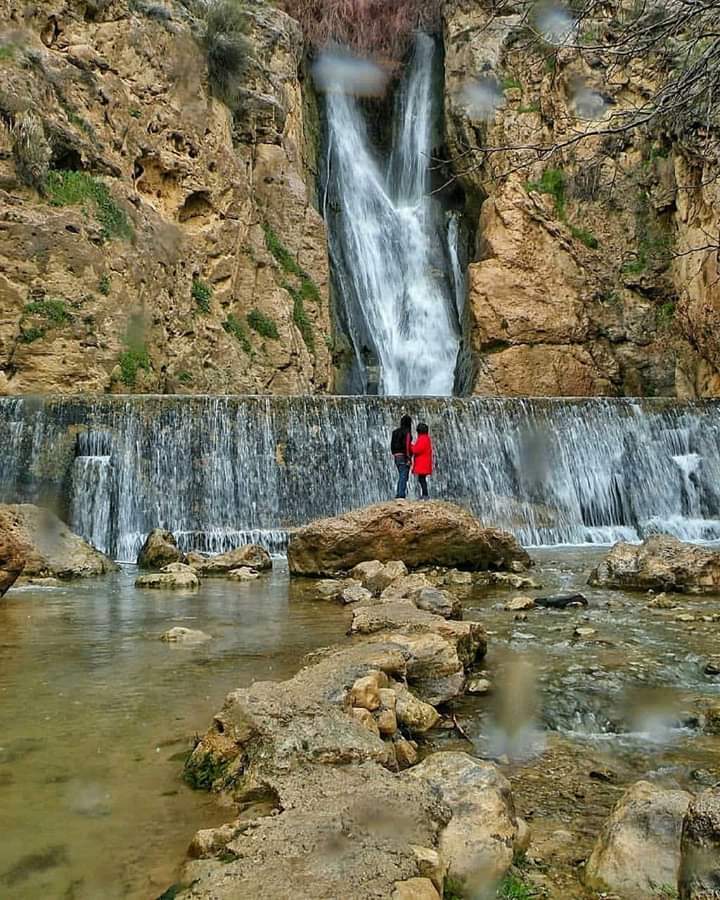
[2,396,720,562]
[323,34,461,396]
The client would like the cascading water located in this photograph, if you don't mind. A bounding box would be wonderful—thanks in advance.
[2,396,720,562]
[324,35,460,396]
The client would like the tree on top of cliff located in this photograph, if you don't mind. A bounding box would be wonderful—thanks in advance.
[280,0,442,68]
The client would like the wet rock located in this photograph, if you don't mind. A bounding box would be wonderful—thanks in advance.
[703,656,720,676]
[535,592,588,609]
[392,877,440,900]
[647,592,676,609]
[381,573,434,601]
[161,627,211,643]
[0,504,117,579]
[349,672,387,711]
[315,578,347,600]
[375,707,398,736]
[702,705,720,735]
[288,500,531,575]
[585,780,691,897]
[467,677,492,695]
[505,596,536,611]
[412,587,462,619]
[351,559,408,594]
[411,846,447,892]
[0,509,27,597]
[341,583,373,605]
[137,529,183,570]
[135,563,199,590]
[589,536,720,594]
[476,571,541,590]
[408,752,519,884]
[227,567,259,581]
[573,626,597,639]
[186,545,271,576]
[679,787,720,899]
[393,684,440,733]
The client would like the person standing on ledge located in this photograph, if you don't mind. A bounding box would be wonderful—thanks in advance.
[411,422,433,499]
[391,414,413,499]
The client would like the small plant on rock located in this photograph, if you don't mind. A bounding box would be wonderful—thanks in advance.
[222,314,252,354]
[98,274,111,295]
[247,308,279,339]
[46,170,133,241]
[191,277,212,313]
[203,0,250,110]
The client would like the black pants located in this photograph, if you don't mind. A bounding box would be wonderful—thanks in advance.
[417,474,429,498]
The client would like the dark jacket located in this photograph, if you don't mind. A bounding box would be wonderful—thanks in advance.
[391,427,411,462]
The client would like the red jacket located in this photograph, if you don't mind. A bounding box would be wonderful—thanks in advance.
[411,434,433,476]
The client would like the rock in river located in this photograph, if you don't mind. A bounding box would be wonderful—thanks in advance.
[0,508,27,597]
[161,627,211,643]
[0,503,117,580]
[287,500,531,576]
[186,544,272,575]
[137,528,183,569]
[136,563,199,590]
[585,780,691,897]
[589,535,720,594]
[679,787,720,899]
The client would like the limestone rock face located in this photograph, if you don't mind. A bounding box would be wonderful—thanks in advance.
[679,788,720,900]
[0,508,27,596]
[0,503,116,578]
[585,780,691,897]
[589,536,720,594]
[408,752,519,885]
[186,544,271,575]
[0,0,332,396]
[288,501,531,575]
[442,0,719,398]
[137,528,183,570]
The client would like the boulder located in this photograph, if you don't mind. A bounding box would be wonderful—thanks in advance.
[408,752,519,884]
[288,501,531,576]
[137,528,183,569]
[585,780,692,897]
[0,509,27,597]
[135,563,200,590]
[227,567,259,581]
[703,657,720,676]
[351,559,409,594]
[0,503,117,579]
[411,587,462,620]
[381,573,435,601]
[392,878,440,900]
[589,536,720,594]
[161,627,211,643]
[186,544,272,576]
[341,583,373,605]
[679,788,720,899]
[393,684,440,733]
[315,579,348,600]
[505,596,536,611]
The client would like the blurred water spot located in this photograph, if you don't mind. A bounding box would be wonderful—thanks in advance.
[457,78,504,123]
[571,81,607,119]
[313,49,388,97]
[536,5,577,46]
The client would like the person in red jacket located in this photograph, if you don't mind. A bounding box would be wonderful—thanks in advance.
[410,422,433,499]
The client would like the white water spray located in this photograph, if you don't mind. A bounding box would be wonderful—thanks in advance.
[323,35,460,396]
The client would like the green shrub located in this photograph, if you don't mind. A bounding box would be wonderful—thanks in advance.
[222,314,251,354]
[45,170,133,241]
[526,168,565,217]
[518,102,540,114]
[12,111,51,190]
[119,346,150,386]
[24,298,72,324]
[177,370,193,384]
[247,308,279,339]
[263,223,304,278]
[497,873,535,899]
[656,300,676,327]
[568,224,599,249]
[292,293,314,351]
[98,274,111,295]
[502,75,521,90]
[17,326,46,343]
[129,108,142,118]
[443,876,465,900]
[0,44,16,61]
[204,0,250,109]
[191,277,212,313]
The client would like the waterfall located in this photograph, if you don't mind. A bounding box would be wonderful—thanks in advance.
[447,212,465,321]
[324,35,460,396]
[2,396,720,562]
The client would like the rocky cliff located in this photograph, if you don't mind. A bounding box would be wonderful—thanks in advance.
[0,0,332,395]
[443,0,720,398]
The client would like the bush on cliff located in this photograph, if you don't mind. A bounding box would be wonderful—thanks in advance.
[203,0,250,110]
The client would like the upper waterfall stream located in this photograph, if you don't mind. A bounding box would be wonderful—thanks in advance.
[2,396,720,563]
[324,35,460,395]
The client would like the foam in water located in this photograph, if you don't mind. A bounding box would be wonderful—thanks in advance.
[2,396,720,562]
[323,35,460,396]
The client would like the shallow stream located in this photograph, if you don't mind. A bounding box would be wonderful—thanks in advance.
[1,550,719,899]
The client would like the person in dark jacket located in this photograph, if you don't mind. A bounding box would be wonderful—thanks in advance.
[390,415,413,499]
[411,422,433,499]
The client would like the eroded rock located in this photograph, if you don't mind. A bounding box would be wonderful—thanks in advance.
[589,536,720,594]
[679,787,720,900]
[136,563,199,590]
[288,501,530,576]
[161,627,211,643]
[0,504,116,579]
[585,780,691,896]
[137,529,183,570]
[0,509,27,597]
[186,545,272,576]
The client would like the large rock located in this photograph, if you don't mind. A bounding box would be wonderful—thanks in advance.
[137,529,183,570]
[0,509,27,596]
[0,504,117,579]
[408,752,519,885]
[679,788,720,899]
[136,563,199,590]
[186,544,272,576]
[288,501,530,576]
[585,780,692,897]
[589,536,720,594]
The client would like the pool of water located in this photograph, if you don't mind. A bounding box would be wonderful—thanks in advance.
[0,565,349,899]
